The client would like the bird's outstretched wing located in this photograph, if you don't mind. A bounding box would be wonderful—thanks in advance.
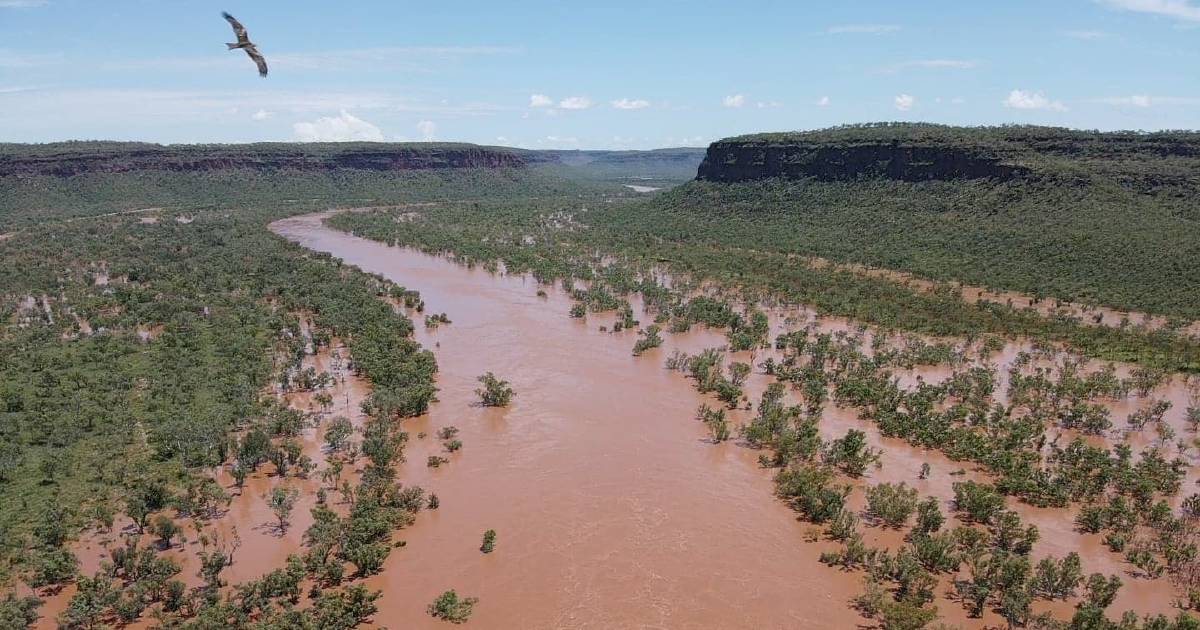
[246,46,268,77]
[222,12,250,45]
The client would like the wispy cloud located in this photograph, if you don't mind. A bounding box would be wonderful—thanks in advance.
[1064,29,1111,39]
[816,96,831,106]
[558,96,592,110]
[1097,0,1200,22]
[828,24,901,34]
[539,135,580,148]
[529,94,553,107]
[0,49,62,68]
[894,94,915,111]
[611,98,650,110]
[292,110,384,142]
[251,109,274,121]
[722,94,745,108]
[1090,94,1200,106]
[0,85,45,94]
[1003,89,1068,111]
[100,46,515,74]
[273,46,515,71]
[416,120,437,141]
[0,88,502,127]
[879,59,977,74]
[0,0,48,7]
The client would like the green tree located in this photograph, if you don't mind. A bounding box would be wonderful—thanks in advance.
[475,372,514,407]
[266,485,300,533]
[428,590,479,624]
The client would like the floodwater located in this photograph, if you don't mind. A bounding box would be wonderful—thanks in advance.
[270,211,1190,628]
[23,209,1194,629]
[272,212,869,628]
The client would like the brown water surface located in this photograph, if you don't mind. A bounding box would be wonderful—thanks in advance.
[23,209,1193,629]
[271,212,874,629]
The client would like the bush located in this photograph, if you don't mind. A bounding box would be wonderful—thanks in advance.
[952,481,1004,524]
[475,372,514,407]
[865,482,919,528]
[428,590,478,624]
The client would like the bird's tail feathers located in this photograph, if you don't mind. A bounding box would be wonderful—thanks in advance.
[226,43,241,50]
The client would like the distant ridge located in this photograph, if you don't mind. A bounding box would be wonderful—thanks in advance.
[697,123,1200,185]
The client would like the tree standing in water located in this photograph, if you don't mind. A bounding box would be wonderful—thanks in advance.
[428,590,478,623]
[476,372,514,407]
[266,485,299,533]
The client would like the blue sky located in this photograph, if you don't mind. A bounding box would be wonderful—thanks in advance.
[1,0,1199,148]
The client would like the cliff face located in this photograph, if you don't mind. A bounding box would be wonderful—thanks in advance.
[696,141,1028,183]
[0,144,528,177]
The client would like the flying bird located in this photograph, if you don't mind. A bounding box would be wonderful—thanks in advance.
[222,12,268,77]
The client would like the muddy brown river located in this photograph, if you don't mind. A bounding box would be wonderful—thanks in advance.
[27,209,1192,629]
[268,210,1190,628]
[270,211,873,629]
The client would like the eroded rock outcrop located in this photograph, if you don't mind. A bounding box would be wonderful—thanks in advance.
[696,140,1028,183]
[0,143,528,177]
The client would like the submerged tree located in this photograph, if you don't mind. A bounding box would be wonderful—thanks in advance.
[267,485,300,533]
[476,372,514,407]
[428,589,479,624]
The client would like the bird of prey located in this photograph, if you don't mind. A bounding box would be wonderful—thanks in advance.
[222,12,268,77]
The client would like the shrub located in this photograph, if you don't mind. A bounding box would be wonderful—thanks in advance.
[428,590,478,624]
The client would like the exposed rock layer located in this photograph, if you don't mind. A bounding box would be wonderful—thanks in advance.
[0,143,529,177]
[696,141,1028,183]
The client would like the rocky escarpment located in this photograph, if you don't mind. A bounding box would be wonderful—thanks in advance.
[696,139,1028,183]
[0,142,529,177]
[695,124,1200,185]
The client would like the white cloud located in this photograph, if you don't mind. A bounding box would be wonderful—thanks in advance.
[529,93,553,107]
[1003,89,1068,111]
[0,0,48,7]
[0,85,40,94]
[251,109,274,121]
[611,98,650,110]
[272,46,515,72]
[665,135,707,146]
[816,96,831,106]
[894,94,916,111]
[1098,0,1200,22]
[416,120,437,141]
[0,49,61,68]
[292,110,384,142]
[1091,94,1200,106]
[1065,30,1110,39]
[882,59,976,73]
[756,100,783,108]
[558,96,592,110]
[828,24,901,34]
[722,94,746,108]
[99,46,513,76]
[951,96,967,104]
[542,135,580,147]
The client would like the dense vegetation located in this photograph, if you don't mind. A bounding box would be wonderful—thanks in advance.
[0,142,702,229]
[694,124,1200,320]
[0,189,445,626]
[329,196,1200,371]
[2,126,1197,628]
